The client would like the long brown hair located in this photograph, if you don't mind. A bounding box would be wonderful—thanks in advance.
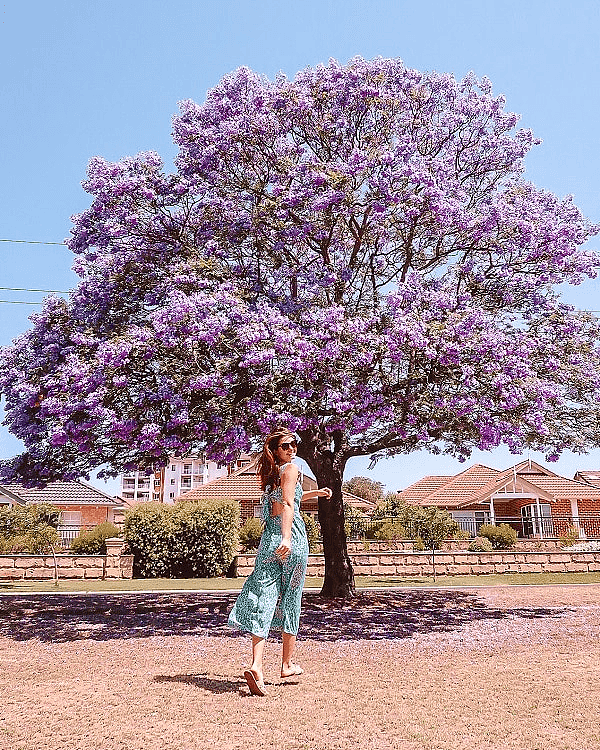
[257,428,296,491]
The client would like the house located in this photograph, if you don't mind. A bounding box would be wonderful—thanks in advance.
[176,457,375,520]
[0,480,123,547]
[396,460,600,539]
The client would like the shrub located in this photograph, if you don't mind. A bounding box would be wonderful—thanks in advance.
[559,525,580,548]
[413,536,425,551]
[170,501,240,577]
[369,502,460,548]
[0,504,61,553]
[478,523,517,549]
[301,512,320,552]
[122,502,174,578]
[374,521,407,542]
[239,517,263,550]
[70,522,121,555]
[364,519,387,540]
[468,536,494,552]
[124,500,240,578]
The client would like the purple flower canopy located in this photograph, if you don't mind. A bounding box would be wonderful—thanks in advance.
[1,57,599,484]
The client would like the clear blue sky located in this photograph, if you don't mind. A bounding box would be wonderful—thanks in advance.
[1,0,600,494]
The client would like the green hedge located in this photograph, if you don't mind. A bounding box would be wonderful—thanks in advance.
[70,522,122,555]
[123,500,240,578]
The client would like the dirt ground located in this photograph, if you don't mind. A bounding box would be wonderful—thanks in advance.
[1,584,600,750]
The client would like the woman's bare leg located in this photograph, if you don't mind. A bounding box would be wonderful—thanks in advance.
[281,631,303,677]
[250,635,266,685]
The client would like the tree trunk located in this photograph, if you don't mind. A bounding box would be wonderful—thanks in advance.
[300,445,355,598]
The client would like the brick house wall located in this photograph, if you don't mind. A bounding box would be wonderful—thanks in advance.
[64,504,112,529]
[454,497,577,537]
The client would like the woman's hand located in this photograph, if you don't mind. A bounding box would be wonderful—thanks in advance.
[276,537,292,562]
[320,487,333,500]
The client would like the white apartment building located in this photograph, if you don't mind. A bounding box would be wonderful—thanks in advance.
[120,454,253,504]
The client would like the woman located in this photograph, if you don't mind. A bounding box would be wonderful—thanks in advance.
[228,428,332,696]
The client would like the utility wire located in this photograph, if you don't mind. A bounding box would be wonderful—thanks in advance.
[0,239,66,246]
[0,287,68,293]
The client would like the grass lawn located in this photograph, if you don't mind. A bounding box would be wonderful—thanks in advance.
[3,570,600,594]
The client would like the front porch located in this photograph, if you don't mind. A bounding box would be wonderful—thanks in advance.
[450,512,598,540]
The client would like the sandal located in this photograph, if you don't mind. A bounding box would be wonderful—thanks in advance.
[244,670,267,696]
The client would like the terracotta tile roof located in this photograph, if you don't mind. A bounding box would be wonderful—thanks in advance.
[400,465,504,508]
[0,481,120,506]
[396,476,452,503]
[522,476,600,500]
[176,459,370,512]
[342,491,377,512]
[400,461,600,509]
[435,466,507,507]
[574,470,600,488]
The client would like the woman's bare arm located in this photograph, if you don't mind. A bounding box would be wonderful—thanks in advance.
[302,487,333,501]
[274,463,298,560]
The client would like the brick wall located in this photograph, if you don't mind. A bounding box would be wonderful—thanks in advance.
[68,505,111,528]
[0,538,133,581]
[235,549,600,577]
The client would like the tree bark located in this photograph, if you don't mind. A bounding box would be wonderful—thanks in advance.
[299,441,355,598]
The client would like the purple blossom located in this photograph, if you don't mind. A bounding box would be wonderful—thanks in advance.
[0,56,598,493]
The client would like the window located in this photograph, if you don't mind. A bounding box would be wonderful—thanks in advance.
[521,504,553,536]
[170,478,175,485]
[169,492,174,498]
[60,511,82,526]
[171,465,176,471]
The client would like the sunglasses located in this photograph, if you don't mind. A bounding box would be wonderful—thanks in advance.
[278,440,297,451]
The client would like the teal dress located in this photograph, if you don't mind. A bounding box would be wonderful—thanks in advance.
[228,462,309,638]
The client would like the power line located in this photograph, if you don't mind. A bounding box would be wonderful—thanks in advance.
[0,239,66,246]
[0,300,44,305]
[0,287,68,293]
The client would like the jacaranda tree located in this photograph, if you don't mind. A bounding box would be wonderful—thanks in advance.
[2,58,600,596]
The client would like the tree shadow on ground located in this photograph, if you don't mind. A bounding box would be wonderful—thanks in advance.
[0,590,572,644]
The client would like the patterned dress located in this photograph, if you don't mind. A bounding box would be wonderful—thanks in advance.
[228,462,309,638]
